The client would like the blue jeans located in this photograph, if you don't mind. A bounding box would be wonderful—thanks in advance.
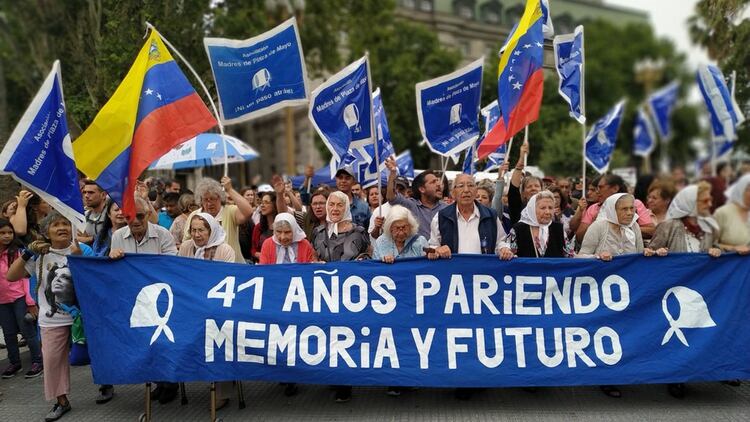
[0,297,42,365]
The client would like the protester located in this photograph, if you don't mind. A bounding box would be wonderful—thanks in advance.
[507,144,542,225]
[2,199,18,219]
[575,174,654,243]
[547,185,572,238]
[0,219,43,380]
[385,156,446,239]
[714,174,750,254]
[157,192,181,229]
[646,178,677,226]
[367,186,388,240]
[366,185,382,212]
[373,205,427,263]
[165,179,181,194]
[78,180,108,244]
[259,213,315,265]
[183,177,253,263]
[177,212,235,409]
[250,191,278,262]
[475,181,493,208]
[170,193,198,250]
[569,175,600,238]
[311,191,370,403]
[499,191,573,259]
[91,199,128,257]
[351,183,363,201]
[335,166,371,231]
[6,212,95,421]
[110,198,178,405]
[10,190,50,244]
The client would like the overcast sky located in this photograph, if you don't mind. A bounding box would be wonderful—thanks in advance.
[605,0,710,70]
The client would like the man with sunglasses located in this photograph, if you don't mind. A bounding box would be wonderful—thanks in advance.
[108,197,178,404]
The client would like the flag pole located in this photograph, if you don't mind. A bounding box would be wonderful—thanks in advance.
[579,28,587,198]
[146,22,229,177]
[365,53,383,217]
[523,125,529,167]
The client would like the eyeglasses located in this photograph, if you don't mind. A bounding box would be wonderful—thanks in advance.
[454,183,476,190]
[391,224,410,232]
[134,213,148,220]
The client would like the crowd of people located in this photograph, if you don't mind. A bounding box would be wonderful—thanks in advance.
[1,151,749,420]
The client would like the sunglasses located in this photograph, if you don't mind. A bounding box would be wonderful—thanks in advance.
[134,213,148,220]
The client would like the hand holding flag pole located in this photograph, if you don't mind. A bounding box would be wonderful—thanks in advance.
[145,22,229,177]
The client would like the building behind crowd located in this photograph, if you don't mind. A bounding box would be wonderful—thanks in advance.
[162,0,649,192]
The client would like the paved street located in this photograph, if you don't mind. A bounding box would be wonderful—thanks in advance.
[1,348,748,421]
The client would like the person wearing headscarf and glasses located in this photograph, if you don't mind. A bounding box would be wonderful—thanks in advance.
[498,191,573,259]
[714,174,750,255]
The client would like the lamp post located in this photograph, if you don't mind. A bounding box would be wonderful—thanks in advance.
[634,58,665,174]
[265,0,306,176]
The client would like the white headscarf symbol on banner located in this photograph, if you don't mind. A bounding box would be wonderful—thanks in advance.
[130,283,175,345]
[661,286,716,347]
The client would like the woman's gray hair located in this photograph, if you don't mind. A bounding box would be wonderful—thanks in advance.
[194,178,226,204]
[39,211,70,237]
[615,193,635,207]
[273,219,292,231]
[383,205,419,239]
[535,190,555,203]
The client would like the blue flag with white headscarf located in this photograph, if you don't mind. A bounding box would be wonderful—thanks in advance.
[553,26,585,124]
[647,81,679,140]
[697,65,746,158]
[633,107,656,157]
[0,61,85,227]
[395,150,414,179]
[585,100,626,173]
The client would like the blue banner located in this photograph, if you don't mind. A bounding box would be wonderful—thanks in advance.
[204,18,309,125]
[309,56,373,163]
[585,100,626,174]
[416,58,483,157]
[479,101,507,171]
[373,88,395,163]
[0,60,84,226]
[633,107,656,157]
[70,253,750,387]
[647,81,679,140]
[553,26,585,124]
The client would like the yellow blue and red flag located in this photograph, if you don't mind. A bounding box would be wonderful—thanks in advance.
[494,0,545,143]
[73,31,216,217]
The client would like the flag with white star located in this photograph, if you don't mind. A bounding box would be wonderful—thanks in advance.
[496,0,545,143]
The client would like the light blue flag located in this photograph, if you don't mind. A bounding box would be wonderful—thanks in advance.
[697,65,746,158]
[0,61,84,226]
[585,100,627,174]
[553,25,585,124]
[416,58,483,157]
[478,101,507,171]
[647,81,679,139]
[395,150,414,179]
[204,17,309,125]
[633,107,657,157]
[309,56,373,165]
[372,88,395,162]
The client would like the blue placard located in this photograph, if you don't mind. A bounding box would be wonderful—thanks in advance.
[585,100,626,174]
[204,17,309,124]
[416,58,483,157]
[553,26,586,124]
[70,253,750,387]
[309,56,373,162]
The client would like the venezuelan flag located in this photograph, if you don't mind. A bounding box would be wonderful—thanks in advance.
[494,0,545,144]
[73,31,216,217]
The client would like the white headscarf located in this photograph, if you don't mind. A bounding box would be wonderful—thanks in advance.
[600,193,639,249]
[725,174,750,210]
[325,191,352,237]
[519,191,553,255]
[191,212,226,259]
[272,213,306,264]
[666,185,719,233]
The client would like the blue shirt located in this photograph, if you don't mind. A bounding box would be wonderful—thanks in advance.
[158,211,174,229]
[350,197,372,231]
[372,234,428,261]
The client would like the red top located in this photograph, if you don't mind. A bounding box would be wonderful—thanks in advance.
[258,237,315,264]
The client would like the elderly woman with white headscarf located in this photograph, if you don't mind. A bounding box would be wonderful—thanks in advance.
[259,213,315,264]
[178,213,235,262]
[714,174,750,255]
[311,191,370,263]
[647,182,721,258]
[373,205,427,263]
[578,193,645,262]
[499,191,573,259]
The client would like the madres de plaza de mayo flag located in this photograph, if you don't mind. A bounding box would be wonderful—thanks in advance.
[647,81,679,140]
[553,25,585,124]
[69,253,750,387]
[416,58,483,157]
[0,61,85,227]
[585,100,626,174]
[309,56,373,164]
[204,17,309,125]
[697,64,746,158]
[73,30,216,218]
[395,150,414,179]
[476,100,508,164]
[633,107,657,157]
